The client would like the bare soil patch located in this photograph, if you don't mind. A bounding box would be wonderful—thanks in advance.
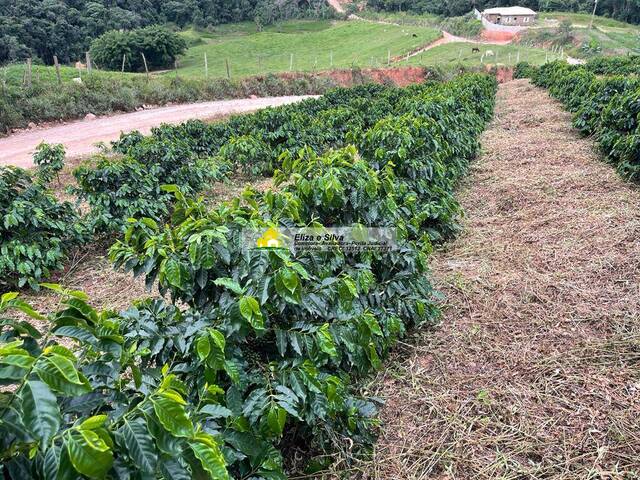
[360,79,640,478]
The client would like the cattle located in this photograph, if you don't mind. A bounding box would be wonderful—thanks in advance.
[472,47,480,53]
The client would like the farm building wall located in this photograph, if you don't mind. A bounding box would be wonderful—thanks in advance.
[483,13,535,26]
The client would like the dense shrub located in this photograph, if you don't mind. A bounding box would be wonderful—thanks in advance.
[0,152,85,289]
[90,26,187,72]
[514,61,536,79]
[439,13,483,38]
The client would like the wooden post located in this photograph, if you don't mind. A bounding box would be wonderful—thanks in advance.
[508,52,511,64]
[204,52,208,78]
[257,55,261,72]
[121,54,126,73]
[225,58,230,79]
[141,52,149,80]
[53,55,62,85]
[26,58,32,88]
[516,50,520,63]
[330,51,333,67]
[174,60,179,78]
[85,51,92,73]
[289,53,293,71]
[589,0,598,29]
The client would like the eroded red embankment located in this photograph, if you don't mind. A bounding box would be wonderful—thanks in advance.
[481,30,519,42]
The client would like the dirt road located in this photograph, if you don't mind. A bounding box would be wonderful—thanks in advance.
[367,80,640,477]
[0,96,314,169]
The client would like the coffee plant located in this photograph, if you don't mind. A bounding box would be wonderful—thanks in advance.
[0,156,85,290]
[531,59,640,181]
[2,75,497,478]
[32,142,65,185]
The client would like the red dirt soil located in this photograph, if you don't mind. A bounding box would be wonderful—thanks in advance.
[481,30,519,42]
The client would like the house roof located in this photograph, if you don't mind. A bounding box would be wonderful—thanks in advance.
[483,6,537,15]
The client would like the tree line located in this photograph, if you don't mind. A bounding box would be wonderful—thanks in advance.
[0,0,333,65]
[367,0,640,24]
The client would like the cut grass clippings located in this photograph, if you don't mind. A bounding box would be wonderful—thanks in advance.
[338,79,640,479]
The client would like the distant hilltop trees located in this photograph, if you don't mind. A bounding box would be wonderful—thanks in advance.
[0,0,334,65]
[367,0,640,25]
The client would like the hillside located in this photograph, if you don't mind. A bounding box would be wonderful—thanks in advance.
[174,20,441,77]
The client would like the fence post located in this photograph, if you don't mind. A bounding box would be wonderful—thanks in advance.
[141,52,149,81]
[175,60,179,79]
[330,51,333,67]
[85,51,92,73]
[516,50,520,63]
[26,58,32,88]
[387,49,390,66]
[53,55,62,85]
[121,54,126,73]
[289,53,293,71]
[204,52,208,78]
[225,58,231,79]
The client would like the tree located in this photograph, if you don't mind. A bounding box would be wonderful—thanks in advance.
[90,26,187,72]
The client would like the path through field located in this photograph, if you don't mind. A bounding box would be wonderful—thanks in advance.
[366,79,640,478]
[0,96,314,168]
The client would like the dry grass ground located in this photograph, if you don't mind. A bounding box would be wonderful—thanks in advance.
[358,79,640,479]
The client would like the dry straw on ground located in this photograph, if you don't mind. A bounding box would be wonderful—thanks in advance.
[351,79,640,479]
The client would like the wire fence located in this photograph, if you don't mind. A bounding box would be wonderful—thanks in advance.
[1,44,567,93]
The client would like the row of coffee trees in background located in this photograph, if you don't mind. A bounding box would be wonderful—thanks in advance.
[515,55,640,181]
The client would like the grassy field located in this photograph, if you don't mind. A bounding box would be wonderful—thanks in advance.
[356,10,441,27]
[174,19,442,77]
[531,12,640,55]
[538,12,640,30]
[1,63,141,87]
[406,42,552,68]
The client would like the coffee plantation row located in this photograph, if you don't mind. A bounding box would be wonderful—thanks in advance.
[515,56,640,181]
[0,74,497,479]
[2,80,476,290]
